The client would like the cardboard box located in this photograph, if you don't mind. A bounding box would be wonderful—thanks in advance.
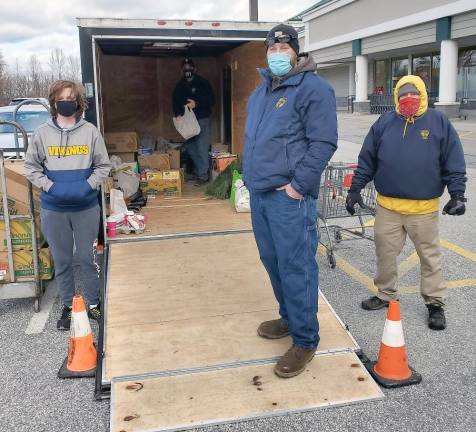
[167,149,181,169]
[140,170,182,197]
[138,153,170,171]
[104,132,138,153]
[1,160,41,215]
[0,248,53,282]
[109,152,136,163]
[0,219,43,252]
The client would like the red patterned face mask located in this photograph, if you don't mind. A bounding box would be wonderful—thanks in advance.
[399,96,420,118]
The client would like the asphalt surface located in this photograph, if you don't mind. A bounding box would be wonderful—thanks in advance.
[1,112,475,432]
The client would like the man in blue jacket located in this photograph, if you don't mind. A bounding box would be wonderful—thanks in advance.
[243,24,337,378]
[346,75,467,330]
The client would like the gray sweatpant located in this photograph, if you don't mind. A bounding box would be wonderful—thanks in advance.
[41,205,101,307]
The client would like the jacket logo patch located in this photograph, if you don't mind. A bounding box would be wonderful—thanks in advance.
[275,97,286,109]
[47,146,89,157]
[420,129,430,140]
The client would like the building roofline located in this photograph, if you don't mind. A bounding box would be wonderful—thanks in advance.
[289,0,336,21]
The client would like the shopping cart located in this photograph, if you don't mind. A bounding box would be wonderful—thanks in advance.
[318,162,377,268]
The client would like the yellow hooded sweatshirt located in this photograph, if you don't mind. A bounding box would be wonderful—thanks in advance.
[376,75,440,215]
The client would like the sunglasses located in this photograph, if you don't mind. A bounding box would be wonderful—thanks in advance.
[265,34,296,47]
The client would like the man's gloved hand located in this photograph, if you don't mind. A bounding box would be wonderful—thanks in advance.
[442,193,467,216]
[346,189,365,215]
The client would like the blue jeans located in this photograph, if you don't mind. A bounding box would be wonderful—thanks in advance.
[250,190,319,350]
[186,118,210,180]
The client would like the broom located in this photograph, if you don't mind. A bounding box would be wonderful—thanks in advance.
[206,159,242,199]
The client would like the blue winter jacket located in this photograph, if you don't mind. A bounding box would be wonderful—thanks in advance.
[352,109,467,199]
[243,55,338,198]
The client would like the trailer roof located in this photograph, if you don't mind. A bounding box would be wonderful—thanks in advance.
[76,18,290,31]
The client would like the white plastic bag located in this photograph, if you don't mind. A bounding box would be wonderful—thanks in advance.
[173,106,201,140]
[234,179,251,213]
[116,171,140,198]
[110,188,128,217]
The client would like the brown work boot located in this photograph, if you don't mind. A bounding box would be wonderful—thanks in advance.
[274,345,317,378]
[257,319,289,339]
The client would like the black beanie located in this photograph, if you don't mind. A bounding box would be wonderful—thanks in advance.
[266,24,299,56]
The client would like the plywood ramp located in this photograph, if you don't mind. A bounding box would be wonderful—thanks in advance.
[105,234,357,382]
[110,352,384,432]
[105,304,356,380]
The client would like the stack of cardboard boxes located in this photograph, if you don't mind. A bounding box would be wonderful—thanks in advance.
[104,131,183,198]
[0,160,53,282]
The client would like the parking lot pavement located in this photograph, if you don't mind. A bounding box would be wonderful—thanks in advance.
[0,112,475,432]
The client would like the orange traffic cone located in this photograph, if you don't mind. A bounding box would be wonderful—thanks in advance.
[58,295,97,379]
[365,300,422,388]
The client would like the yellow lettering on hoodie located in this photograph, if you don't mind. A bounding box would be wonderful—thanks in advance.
[47,145,90,157]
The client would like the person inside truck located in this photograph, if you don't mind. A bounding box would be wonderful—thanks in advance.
[24,80,111,330]
[243,24,338,378]
[172,58,215,185]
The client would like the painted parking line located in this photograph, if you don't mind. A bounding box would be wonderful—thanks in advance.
[399,279,476,294]
[440,239,476,262]
[25,282,57,335]
[318,245,376,294]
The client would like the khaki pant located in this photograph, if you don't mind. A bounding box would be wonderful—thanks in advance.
[374,205,447,306]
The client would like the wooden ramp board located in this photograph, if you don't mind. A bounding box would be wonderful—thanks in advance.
[104,234,358,382]
[110,352,384,432]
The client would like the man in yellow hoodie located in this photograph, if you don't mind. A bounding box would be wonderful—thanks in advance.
[346,75,467,330]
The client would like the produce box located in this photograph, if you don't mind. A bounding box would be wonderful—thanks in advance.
[0,248,53,282]
[0,219,43,252]
[104,132,138,153]
[138,152,170,171]
[140,170,182,197]
[168,149,181,169]
[1,160,41,215]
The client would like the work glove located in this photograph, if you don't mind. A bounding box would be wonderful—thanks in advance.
[442,193,466,216]
[345,189,365,215]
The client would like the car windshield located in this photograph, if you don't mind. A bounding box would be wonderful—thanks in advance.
[0,111,49,133]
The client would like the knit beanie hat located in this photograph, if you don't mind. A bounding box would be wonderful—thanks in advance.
[265,24,299,56]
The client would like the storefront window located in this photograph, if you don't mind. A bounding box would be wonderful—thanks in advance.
[391,57,408,89]
[374,60,389,94]
[413,55,431,90]
[458,49,476,99]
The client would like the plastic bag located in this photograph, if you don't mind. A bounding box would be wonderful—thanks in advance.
[116,171,140,198]
[173,107,201,140]
[110,188,128,217]
[234,179,250,213]
[230,170,242,208]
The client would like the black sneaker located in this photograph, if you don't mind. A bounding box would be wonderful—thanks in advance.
[194,178,208,186]
[88,304,101,321]
[361,296,390,310]
[57,305,72,330]
[427,304,446,330]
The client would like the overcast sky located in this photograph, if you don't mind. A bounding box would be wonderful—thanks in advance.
[0,0,316,70]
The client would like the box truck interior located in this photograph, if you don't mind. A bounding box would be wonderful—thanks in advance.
[95,38,266,155]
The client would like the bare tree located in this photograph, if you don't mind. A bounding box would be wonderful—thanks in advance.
[65,55,81,82]
[48,48,66,80]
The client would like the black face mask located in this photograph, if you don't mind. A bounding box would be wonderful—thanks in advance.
[184,70,194,80]
[56,100,78,117]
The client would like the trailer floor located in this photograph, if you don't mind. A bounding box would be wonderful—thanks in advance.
[105,231,382,431]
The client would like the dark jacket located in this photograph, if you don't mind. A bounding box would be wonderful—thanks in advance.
[352,109,467,199]
[243,54,338,198]
[172,74,215,120]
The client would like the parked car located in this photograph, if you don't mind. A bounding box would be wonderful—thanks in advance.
[0,104,50,157]
[9,97,49,106]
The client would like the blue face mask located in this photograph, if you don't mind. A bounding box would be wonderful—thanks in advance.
[267,53,292,76]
